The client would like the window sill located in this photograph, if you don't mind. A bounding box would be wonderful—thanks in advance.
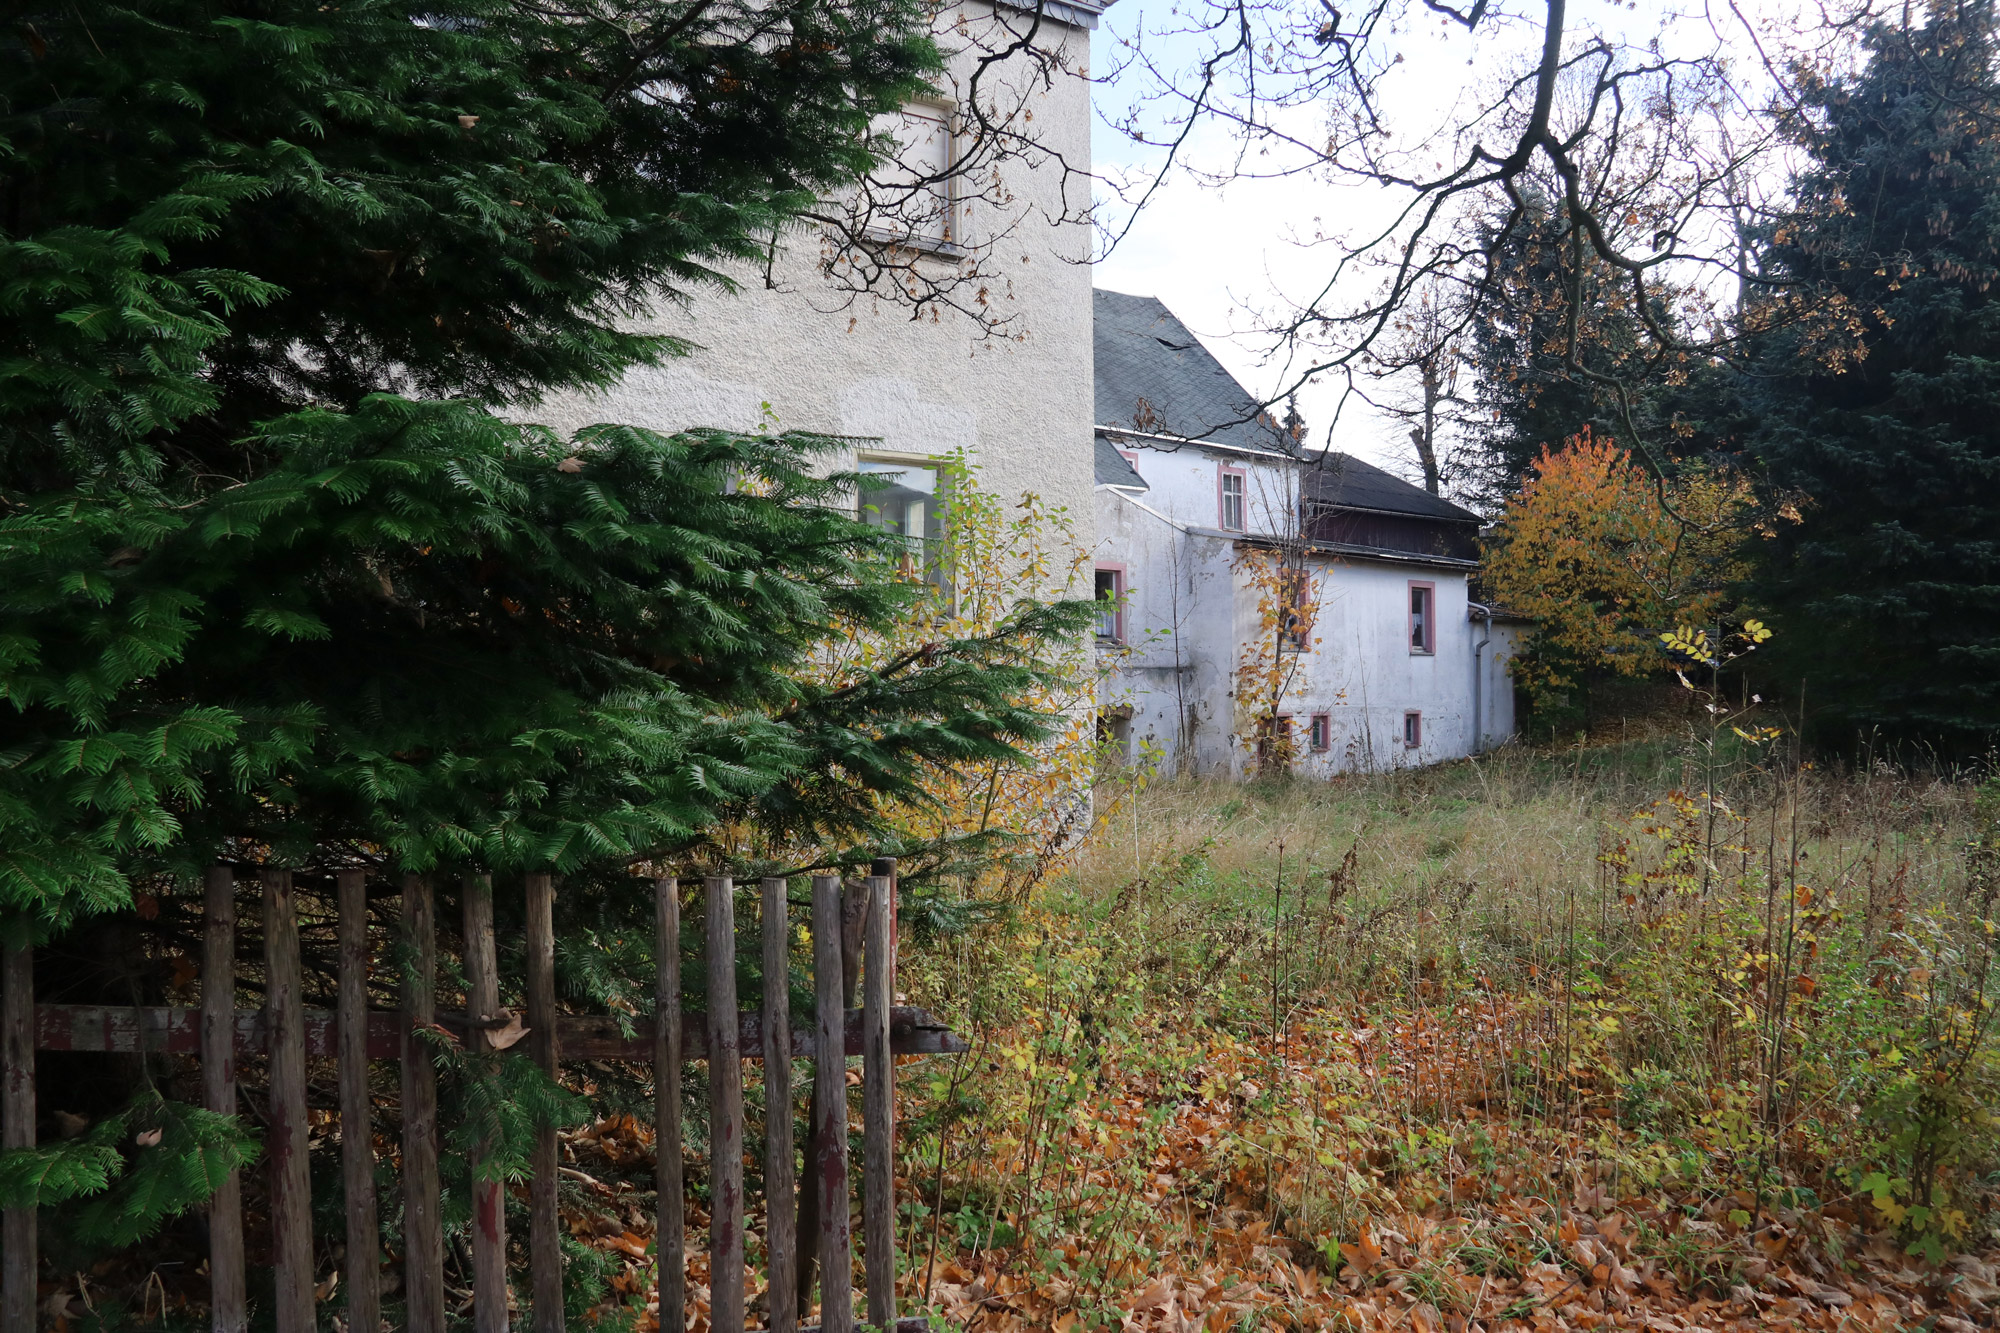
[859,226,967,261]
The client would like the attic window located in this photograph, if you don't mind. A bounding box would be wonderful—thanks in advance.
[1154,336,1194,351]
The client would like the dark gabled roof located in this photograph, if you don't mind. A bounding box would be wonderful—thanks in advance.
[1094,434,1148,490]
[1094,289,1292,455]
[1302,452,1482,523]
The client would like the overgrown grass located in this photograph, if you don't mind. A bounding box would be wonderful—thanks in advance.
[892,738,2000,1330]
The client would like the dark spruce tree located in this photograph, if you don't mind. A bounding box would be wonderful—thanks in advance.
[0,0,1093,1263]
[1466,203,1748,504]
[1747,1,2000,754]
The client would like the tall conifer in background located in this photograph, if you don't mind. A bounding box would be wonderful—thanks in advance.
[1748,1,2000,754]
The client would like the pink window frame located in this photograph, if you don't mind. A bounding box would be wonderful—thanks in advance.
[1403,710,1422,749]
[1217,464,1248,531]
[1094,563,1127,642]
[1309,713,1331,752]
[1407,579,1437,655]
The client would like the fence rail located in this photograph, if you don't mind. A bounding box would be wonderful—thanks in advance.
[0,864,962,1333]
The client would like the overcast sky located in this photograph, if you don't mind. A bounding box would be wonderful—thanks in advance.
[1086,0,1830,485]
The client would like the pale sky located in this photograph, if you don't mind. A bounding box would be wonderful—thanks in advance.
[1087,0,1835,485]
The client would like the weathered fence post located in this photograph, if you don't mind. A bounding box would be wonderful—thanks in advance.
[462,872,509,1333]
[526,871,563,1333]
[337,868,381,1333]
[862,864,896,1331]
[761,876,798,1333]
[263,868,314,1333]
[706,876,746,1333]
[202,866,246,1333]
[811,875,854,1333]
[796,877,868,1314]
[654,878,685,1333]
[401,874,446,1333]
[2,926,33,1333]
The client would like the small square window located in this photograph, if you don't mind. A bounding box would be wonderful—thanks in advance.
[1220,469,1246,531]
[1309,714,1331,752]
[1094,567,1124,641]
[1409,582,1435,654]
[1403,711,1422,749]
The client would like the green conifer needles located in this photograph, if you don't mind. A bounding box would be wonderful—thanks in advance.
[3,0,1090,925]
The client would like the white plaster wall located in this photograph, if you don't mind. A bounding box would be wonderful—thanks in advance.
[1094,488,1237,774]
[1107,440,1295,535]
[1475,620,1530,750]
[527,2,1096,529]
[1274,560,1479,776]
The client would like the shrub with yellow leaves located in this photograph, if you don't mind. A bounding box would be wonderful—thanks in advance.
[1483,428,1763,716]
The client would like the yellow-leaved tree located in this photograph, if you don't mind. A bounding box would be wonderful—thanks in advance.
[791,453,1122,909]
[1483,429,1761,713]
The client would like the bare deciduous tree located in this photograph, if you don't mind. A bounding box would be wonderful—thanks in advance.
[1097,0,1878,475]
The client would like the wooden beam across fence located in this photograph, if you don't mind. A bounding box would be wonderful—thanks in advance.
[9,866,960,1333]
[27,1001,967,1060]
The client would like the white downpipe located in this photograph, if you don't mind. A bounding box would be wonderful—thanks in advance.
[1468,602,1492,755]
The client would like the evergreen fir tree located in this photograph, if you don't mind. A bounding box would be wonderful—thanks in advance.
[1747,1,2000,753]
[1,0,1096,1264]
[1467,206,1746,503]
[2,0,1092,933]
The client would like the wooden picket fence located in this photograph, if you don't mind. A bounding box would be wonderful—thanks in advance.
[0,862,963,1333]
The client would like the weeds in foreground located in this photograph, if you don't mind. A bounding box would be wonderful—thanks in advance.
[890,744,2000,1331]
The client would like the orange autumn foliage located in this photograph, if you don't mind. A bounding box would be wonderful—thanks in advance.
[1483,430,1760,705]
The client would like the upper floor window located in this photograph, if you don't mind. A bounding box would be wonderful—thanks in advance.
[871,102,956,252]
[859,458,946,586]
[1094,566,1125,642]
[1409,581,1436,655]
[1219,467,1246,531]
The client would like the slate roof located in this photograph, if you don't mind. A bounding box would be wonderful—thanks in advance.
[1302,452,1482,523]
[1093,288,1484,524]
[1094,289,1292,455]
[1094,434,1148,490]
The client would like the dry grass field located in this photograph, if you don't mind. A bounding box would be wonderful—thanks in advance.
[874,738,2000,1332]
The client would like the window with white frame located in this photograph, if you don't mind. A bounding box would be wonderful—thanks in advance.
[859,458,946,586]
[871,102,956,250]
[1219,467,1246,531]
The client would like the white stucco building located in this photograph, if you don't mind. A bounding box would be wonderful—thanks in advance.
[529,1,1102,545]
[1091,290,1528,776]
